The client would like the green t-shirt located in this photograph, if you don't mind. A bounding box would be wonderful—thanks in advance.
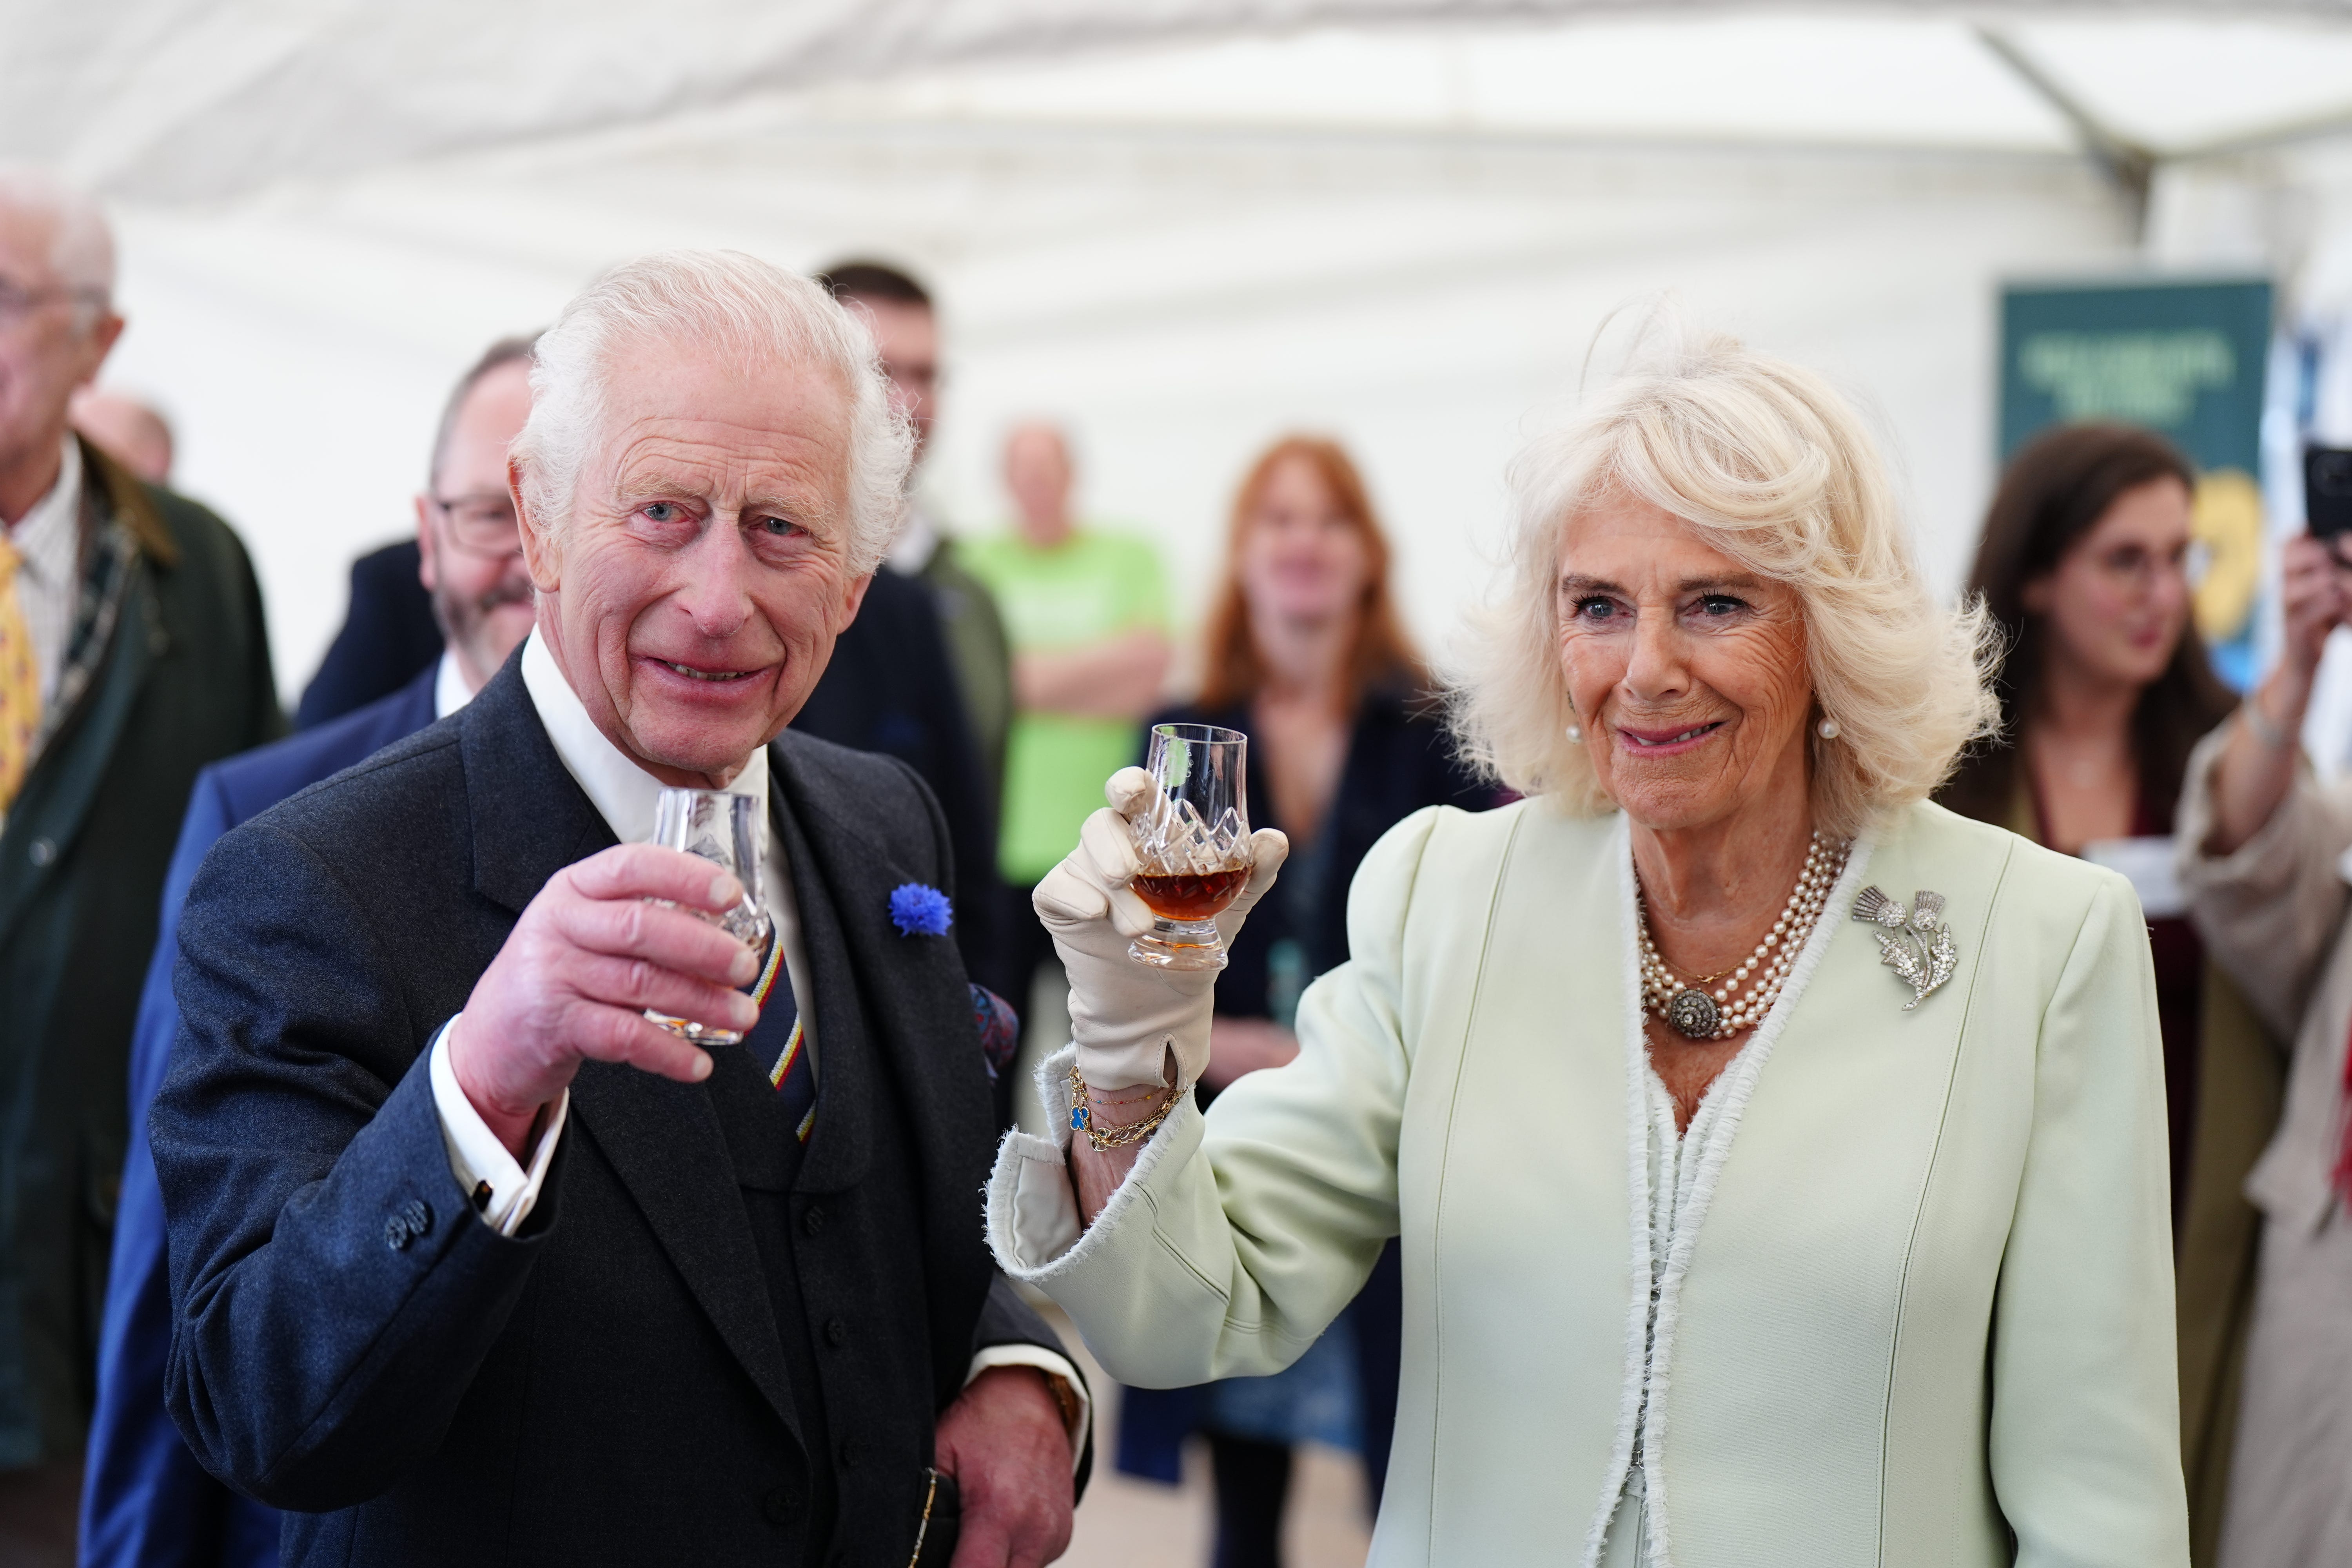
[961,528,1169,882]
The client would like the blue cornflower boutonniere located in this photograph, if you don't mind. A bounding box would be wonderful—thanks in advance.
[889,883,953,937]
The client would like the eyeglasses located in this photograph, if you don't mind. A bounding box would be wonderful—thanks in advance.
[0,277,107,330]
[430,493,521,555]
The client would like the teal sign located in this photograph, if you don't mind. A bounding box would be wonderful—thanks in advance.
[1999,277,2273,685]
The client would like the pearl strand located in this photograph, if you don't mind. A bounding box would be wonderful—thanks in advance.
[1637,830,1850,1040]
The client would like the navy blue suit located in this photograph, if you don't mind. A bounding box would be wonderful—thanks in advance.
[83,668,439,1568]
[148,658,1076,1567]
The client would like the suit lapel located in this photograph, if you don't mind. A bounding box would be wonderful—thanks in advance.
[768,737,993,1201]
[769,772,876,1195]
[457,663,799,1439]
[566,1065,801,1441]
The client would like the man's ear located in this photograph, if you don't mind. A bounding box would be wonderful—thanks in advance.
[414,495,441,592]
[512,459,561,592]
[835,569,875,633]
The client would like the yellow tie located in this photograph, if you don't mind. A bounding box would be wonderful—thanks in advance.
[0,532,39,810]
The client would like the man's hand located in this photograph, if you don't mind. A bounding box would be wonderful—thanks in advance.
[934,1366,1074,1568]
[448,843,760,1156]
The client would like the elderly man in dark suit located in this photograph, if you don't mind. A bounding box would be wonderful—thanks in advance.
[0,167,279,1565]
[153,252,1083,1568]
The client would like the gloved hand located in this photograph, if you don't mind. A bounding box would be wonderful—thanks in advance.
[1033,767,1288,1093]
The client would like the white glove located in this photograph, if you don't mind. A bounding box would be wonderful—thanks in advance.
[1033,767,1288,1093]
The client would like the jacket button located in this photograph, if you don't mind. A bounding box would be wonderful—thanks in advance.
[802,1205,827,1237]
[400,1198,433,1238]
[760,1483,799,1525]
[824,1317,847,1348]
[384,1216,412,1251]
[27,838,54,867]
[837,1436,864,1468]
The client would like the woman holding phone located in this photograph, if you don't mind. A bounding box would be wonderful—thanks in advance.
[1938,421,2269,1566]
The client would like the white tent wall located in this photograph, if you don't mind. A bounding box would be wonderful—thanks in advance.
[25,4,2352,701]
[95,130,2132,701]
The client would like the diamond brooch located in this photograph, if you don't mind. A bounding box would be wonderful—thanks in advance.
[1851,886,1957,1011]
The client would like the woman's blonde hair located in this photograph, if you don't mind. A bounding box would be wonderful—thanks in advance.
[1449,325,1998,838]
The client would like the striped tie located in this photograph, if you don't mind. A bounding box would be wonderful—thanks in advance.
[0,533,38,811]
[745,935,815,1145]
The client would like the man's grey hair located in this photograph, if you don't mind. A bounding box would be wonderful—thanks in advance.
[509,251,913,574]
[430,333,539,492]
[0,165,116,317]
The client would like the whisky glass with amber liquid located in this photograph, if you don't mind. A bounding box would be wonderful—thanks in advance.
[1128,723,1253,971]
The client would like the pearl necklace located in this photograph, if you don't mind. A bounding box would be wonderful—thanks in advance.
[1637,830,1850,1041]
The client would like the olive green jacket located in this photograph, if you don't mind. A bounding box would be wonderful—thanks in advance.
[0,441,279,1465]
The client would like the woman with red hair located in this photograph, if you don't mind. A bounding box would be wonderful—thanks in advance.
[1115,436,1492,1566]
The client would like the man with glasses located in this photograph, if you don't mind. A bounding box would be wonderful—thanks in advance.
[81,335,536,1568]
[298,343,540,726]
[0,166,281,1566]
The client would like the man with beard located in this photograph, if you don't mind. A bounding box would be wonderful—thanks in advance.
[80,336,539,1568]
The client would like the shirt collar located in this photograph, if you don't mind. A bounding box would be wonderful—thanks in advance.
[432,648,475,721]
[518,627,769,847]
[8,435,82,587]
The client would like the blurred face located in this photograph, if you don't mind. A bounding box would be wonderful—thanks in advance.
[516,339,870,786]
[417,358,537,692]
[2021,476,2194,695]
[1555,493,1814,833]
[0,203,121,497]
[1237,455,1373,626]
[853,297,938,466]
[1004,425,1073,545]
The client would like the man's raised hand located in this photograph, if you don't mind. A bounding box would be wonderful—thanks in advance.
[448,843,759,1156]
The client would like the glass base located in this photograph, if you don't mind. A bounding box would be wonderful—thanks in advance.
[644,1010,745,1046]
[1129,918,1228,971]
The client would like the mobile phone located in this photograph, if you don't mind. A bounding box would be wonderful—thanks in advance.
[2307,446,2352,541]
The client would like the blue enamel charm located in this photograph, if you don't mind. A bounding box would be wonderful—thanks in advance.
[888,882,953,937]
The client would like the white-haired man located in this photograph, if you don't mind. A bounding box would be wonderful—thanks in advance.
[0,169,277,1564]
[152,253,1083,1568]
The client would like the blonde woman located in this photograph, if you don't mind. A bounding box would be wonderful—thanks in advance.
[984,333,2188,1566]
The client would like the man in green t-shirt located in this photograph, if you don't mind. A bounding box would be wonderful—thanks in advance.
[963,424,1171,913]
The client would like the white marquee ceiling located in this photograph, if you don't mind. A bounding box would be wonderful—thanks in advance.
[13,2,2352,698]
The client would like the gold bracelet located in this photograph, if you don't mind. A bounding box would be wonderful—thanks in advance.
[1067,1060,1179,1151]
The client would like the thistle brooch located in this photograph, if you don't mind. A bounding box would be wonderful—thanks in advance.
[1851,887,1957,1011]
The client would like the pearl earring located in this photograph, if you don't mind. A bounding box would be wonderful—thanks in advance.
[1566,722,1583,742]
[1817,717,1841,740]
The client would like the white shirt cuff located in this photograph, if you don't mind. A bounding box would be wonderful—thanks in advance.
[965,1345,1091,1473]
[428,1016,568,1237]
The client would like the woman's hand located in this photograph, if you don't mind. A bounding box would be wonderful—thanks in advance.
[1201,1018,1300,1093]
[1032,769,1288,1093]
[2279,533,2348,680]
[2205,534,2349,855]
[1034,768,1287,1224]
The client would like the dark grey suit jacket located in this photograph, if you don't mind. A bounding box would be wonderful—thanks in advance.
[152,657,1080,1566]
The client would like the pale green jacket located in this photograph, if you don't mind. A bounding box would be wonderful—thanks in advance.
[989,797,2188,1567]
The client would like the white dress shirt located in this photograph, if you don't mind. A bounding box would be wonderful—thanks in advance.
[7,434,83,709]
[429,629,1085,1448]
[431,648,473,722]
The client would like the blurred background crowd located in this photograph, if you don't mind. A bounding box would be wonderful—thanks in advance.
[13,4,2352,1566]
